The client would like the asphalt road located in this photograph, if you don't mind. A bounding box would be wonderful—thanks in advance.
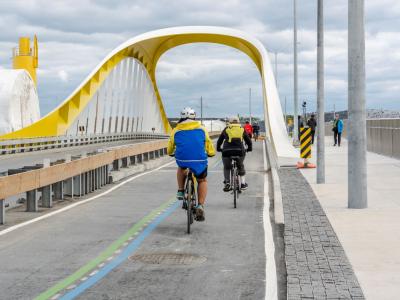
[0,142,268,300]
[0,139,151,173]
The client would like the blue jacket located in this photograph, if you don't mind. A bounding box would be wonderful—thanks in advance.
[334,119,344,133]
[167,120,215,175]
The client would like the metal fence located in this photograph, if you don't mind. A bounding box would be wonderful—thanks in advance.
[324,118,400,159]
[367,119,400,158]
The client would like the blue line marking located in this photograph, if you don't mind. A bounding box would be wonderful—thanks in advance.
[60,201,180,300]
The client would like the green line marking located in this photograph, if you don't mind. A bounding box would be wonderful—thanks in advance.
[35,197,176,300]
[36,156,219,299]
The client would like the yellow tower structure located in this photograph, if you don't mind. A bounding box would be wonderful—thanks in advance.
[12,35,38,84]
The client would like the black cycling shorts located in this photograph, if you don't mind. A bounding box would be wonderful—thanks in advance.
[195,167,208,179]
[180,166,208,179]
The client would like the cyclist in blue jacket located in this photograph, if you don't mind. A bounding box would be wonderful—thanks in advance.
[167,107,215,221]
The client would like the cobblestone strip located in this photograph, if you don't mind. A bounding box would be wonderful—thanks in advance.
[279,168,364,300]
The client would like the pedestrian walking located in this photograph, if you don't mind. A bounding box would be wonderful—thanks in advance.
[307,114,317,144]
[332,114,343,146]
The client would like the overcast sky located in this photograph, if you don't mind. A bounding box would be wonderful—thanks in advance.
[0,0,399,118]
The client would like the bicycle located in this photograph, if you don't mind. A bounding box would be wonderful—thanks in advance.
[230,156,242,208]
[183,169,198,234]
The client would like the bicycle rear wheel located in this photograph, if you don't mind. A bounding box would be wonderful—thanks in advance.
[186,178,193,234]
[233,168,238,209]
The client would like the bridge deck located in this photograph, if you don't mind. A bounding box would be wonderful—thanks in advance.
[0,142,269,300]
[0,140,151,173]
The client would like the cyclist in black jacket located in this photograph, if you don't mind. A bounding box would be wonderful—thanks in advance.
[216,116,252,192]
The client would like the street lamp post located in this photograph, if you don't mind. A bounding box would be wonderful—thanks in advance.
[348,0,367,208]
[249,88,252,124]
[317,0,325,184]
[293,0,299,144]
[200,96,203,125]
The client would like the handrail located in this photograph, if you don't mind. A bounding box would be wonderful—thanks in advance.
[0,132,168,155]
[0,140,167,200]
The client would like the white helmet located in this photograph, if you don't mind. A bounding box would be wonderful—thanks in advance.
[229,116,240,124]
[180,107,196,120]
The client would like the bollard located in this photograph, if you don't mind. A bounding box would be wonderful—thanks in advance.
[41,185,53,208]
[0,199,5,225]
[53,181,64,200]
[297,127,316,169]
[26,190,39,212]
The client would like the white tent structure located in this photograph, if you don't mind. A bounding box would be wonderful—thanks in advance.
[202,120,227,132]
[0,69,40,135]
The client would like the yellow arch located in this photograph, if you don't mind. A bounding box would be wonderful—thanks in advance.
[0,28,264,140]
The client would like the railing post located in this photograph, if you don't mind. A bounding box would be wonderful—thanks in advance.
[41,159,53,208]
[26,190,39,212]
[53,181,64,200]
[41,185,53,208]
[0,199,5,225]
[113,159,121,171]
[73,175,81,197]
[122,157,128,168]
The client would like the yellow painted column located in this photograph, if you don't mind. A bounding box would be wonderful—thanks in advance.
[12,36,38,84]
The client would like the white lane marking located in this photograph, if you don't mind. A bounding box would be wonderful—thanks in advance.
[66,284,77,290]
[0,160,175,237]
[263,141,278,300]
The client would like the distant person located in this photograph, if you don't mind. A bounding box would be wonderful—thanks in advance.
[307,114,317,144]
[332,113,343,146]
[244,121,253,139]
[252,122,260,141]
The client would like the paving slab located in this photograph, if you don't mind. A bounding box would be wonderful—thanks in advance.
[279,166,364,299]
[301,137,400,300]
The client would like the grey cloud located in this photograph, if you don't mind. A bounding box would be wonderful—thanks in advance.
[0,0,399,117]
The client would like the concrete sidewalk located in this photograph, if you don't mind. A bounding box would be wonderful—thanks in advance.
[301,137,400,300]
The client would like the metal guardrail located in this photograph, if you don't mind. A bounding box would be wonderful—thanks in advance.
[0,131,222,225]
[0,132,168,155]
[0,140,169,225]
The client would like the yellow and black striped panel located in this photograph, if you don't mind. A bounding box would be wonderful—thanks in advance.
[300,127,312,158]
